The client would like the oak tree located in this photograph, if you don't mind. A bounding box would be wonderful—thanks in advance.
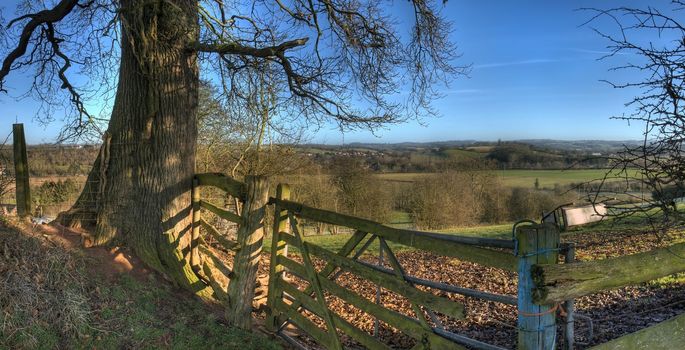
[0,0,462,295]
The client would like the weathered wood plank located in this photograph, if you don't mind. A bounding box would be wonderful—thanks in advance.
[191,178,202,269]
[195,173,246,199]
[563,243,576,350]
[226,176,269,329]
[356,260,517,305]
[199,245,233,279]
[12,124,31,218]
[273,199,516,270]
[288,214,343,350]
[589,312,685,350]
[281,234,465,320]
[279,280,389,350]
[516,224,559,350]
[202,261,228,301]
[562,204,607,227]
[200,200,243,224]
[277,256,464,350]
[200,218,239,250]
[267,184,291,332]
[283,230,369,328]
[273,299,335,349]
[533,242,685,304]
[379,238,432,329]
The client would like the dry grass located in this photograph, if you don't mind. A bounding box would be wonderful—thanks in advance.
[0,220,96,348]
[0,218,282,349]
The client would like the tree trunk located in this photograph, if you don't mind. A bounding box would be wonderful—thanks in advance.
[58,0,211,296]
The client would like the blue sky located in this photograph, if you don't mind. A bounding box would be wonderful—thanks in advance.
[0,0,667,144]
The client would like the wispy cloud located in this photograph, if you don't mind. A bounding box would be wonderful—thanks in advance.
[474,59,558,69]
[567,48,632,56]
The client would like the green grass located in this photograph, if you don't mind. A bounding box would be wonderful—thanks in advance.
[375,172,434,182]
[441,148,487,160]
[270,222,516,257]
[496,169,621,188]
[649,273,685,287]
[85,274,282,350]
[376,169,630,189]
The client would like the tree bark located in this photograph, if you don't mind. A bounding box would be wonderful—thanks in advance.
[58,0,211,296]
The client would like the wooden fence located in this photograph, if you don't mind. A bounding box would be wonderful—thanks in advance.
[263,183,573,350]
[191,173,270,329]
[533,240,685,349]
[262,182,685,349]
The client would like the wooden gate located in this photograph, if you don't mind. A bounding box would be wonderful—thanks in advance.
[265,183,534,349]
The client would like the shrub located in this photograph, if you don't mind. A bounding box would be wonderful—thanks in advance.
[32,179,80,209]
[410,170,507,229]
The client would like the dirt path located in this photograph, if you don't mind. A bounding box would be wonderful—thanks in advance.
[17,221,151,281]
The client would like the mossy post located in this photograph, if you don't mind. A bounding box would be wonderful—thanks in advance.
[226,175,269,329]
[12,123,30,218]
[516,223,559,350]
[266,183,290,332]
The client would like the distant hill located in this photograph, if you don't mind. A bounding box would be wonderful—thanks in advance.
[310,139,642,153]
[517,139,642,153]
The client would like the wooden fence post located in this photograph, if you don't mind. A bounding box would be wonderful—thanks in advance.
[266,183,290,332]
[516,223,559,350]
[226,175,269,330]
[12,123,31,218]
[191,177,201,270]
[563,243,576,350]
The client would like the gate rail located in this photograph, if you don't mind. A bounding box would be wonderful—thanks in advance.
[265,183,541,349]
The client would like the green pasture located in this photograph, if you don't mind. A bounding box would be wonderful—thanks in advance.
[376,169,627,189]
[496,169,616,188]
[269,222,515,257]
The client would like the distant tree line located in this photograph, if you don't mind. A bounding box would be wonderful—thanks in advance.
[407,170,578,229]
[305,142,613,174]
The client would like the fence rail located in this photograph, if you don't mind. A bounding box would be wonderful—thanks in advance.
[533,241,685,304]
[271,198,518,271]
[265,183,553,350]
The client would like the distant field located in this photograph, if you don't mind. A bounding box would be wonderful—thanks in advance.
[496,169,614,188]
[377,169,621,188]
[442,148,487,159]
[464,146,493,153]
[271,222,514,256]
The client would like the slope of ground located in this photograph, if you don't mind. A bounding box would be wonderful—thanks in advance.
[0,218,282,350]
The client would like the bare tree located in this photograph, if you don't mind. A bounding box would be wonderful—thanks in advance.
[0,0,465,294]
[584,3,685,232]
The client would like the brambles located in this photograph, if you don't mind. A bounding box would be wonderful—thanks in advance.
[32,179,80,215]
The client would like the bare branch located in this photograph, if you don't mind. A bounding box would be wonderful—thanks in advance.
[191,37,308,57]
[0,0,80,92]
